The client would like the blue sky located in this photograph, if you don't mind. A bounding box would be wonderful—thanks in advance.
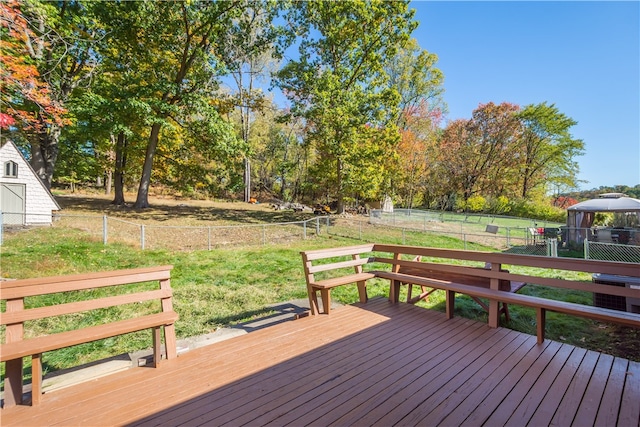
[411,1,639,191]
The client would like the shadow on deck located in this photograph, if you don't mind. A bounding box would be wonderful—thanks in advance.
[2,297,639,426]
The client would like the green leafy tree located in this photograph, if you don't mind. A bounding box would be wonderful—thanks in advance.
[2,0,99,188]
[384,37,445,208]
[276,0,417,213]
[219,0,292,202]
[515,102,585,197]
[386,38,445,131]
[97,1,245,208]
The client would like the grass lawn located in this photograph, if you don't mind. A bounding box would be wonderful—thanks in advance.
[1,193,638,382]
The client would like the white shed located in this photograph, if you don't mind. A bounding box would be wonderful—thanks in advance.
[0,141,60,225]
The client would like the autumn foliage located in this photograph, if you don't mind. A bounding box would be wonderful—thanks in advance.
[0,0,66,131]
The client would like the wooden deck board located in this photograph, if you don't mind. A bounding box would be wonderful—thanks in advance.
[1,296,638,427]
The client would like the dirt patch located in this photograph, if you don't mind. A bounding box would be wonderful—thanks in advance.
[54,192,315,226]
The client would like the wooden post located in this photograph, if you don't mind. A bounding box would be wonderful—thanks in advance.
[152,327,162,367]
[320,288,331,314]
[488,263,501,328]
[353,254,367,303]
[537,308,546,344]
[31,354,42,405]
[446,290,455,319]
[4,298,25,407]
[159,278,177,360]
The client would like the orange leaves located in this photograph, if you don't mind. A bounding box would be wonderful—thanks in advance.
[0,0,67,131]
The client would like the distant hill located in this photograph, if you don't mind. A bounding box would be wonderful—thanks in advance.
[563,185,640,201]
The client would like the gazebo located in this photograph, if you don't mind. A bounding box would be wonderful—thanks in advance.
[566,193,640,244]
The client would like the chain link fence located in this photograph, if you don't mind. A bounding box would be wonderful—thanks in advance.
[2,210,639,262]
[585,240,640,263]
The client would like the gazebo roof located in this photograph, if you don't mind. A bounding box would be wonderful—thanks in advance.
[567,196,640,213]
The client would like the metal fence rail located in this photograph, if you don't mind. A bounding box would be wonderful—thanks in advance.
[2,211,638,262]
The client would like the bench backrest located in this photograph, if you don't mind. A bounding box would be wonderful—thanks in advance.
[1,265,176,334]
[301,244,376,281]
[371,243,640,301]
[397,264,512,291]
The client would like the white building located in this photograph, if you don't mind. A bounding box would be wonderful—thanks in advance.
[0,141,60,225]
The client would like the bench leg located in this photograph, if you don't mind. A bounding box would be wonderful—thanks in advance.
[308,288,320,315]
[537,308,546,344]
[357,280,368,303]
[488,299,500,328]
[389,279,401,303]
[31,354,42,405]
[320,289,331,314]
[152,327,162,367]
[501,303,511,322]
[445,290,455,319]
[4,358,23,407]
[163,324,178,360]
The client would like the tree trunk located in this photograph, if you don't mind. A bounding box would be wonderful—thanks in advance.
[104,171,112,195]
[134,123,161,209]
[29,125,61,190]
[112,132,127,205]
[336,158,344,214]
[244,157,251,202]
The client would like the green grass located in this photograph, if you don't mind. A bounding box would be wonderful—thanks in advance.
[1,224,638,385]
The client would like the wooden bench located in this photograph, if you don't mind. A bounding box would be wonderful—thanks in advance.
[395,261,525,321]
[0,266,179,407]
[301,244,376,315]
[301,243,640,345]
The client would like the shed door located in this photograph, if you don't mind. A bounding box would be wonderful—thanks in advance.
[1,183,26,225]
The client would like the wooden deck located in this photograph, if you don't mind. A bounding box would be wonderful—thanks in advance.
[2,297,639,426]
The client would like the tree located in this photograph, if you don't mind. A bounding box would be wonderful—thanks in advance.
[276,0,417,213]
[96,1,246,208]
[5,0,101,189]
[394,101,442,208]
[386,38,445,131]
[219,1,290,202]
[515,102,585,198]
[0,0,67,139]
[384,38,445,208]
[439,102,521,203]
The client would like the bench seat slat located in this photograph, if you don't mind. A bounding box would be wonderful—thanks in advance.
[0,311,179,362]
[373,271,640,328]
[311,273,376,289]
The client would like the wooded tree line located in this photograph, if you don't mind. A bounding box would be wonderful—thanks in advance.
[1,0,584,212]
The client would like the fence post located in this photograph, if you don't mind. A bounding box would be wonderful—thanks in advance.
[584,239,589,260]
[103,215,108,245]
[546,238,558,257]
[316,217,320,235]
[303,221,307,240]
[326,216,330,234]
[402,228,406,245]
[141,225,145,250]
[463,234,467,250]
